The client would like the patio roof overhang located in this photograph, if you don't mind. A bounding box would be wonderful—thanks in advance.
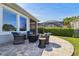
[2,3,39,22]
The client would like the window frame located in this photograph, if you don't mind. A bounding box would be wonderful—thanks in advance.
[0,4,28,34]
[3,7,17,31]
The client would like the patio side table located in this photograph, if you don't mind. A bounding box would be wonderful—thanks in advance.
[38,37,46,49]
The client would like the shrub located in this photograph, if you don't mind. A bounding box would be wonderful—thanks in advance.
[38,27,45,34]
[38,27,74,37]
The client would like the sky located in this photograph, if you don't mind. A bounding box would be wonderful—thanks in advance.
[18,3,79,22]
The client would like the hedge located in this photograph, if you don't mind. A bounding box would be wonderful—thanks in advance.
[38,27,74,37]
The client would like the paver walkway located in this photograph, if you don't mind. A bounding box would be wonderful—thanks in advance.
[42,36,74,56]
[0,36,74,56]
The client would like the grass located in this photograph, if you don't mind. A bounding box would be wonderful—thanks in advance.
[59,36,79,56]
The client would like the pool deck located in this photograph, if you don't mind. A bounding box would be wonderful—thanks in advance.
[42,36,74,56]
[0,36,74,56]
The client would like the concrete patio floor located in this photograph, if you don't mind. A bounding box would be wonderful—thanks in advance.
[0,36,74,56]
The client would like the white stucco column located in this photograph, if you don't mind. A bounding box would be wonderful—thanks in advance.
[36,22,38,35]
[26,17,30,31]
[17,14,20,31]
[0,6,3,32]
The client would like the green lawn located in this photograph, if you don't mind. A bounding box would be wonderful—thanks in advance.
[59,36,79,56]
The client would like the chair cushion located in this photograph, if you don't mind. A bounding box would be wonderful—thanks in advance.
[12,32,19,36]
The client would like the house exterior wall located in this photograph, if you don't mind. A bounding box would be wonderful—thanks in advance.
[0,4,30,44]
[70,20,79,29]
[70,20,79,37]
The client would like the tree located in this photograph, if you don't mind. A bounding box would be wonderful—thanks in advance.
[3,24,16,31]
[63,16,76,27]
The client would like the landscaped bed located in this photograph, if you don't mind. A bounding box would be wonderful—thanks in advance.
[59,36,79,56]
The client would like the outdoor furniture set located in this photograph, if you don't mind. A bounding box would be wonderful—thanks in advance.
[12,31,50,49]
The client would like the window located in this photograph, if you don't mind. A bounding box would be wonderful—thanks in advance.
[20,16,26,31]
[3,8,17,31]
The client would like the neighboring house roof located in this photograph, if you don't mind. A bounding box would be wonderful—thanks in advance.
[38,20,64,27]
[2,3,39,22]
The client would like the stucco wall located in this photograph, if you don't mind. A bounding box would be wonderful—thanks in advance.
[70,20,79,29]
[0,33,14,44]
